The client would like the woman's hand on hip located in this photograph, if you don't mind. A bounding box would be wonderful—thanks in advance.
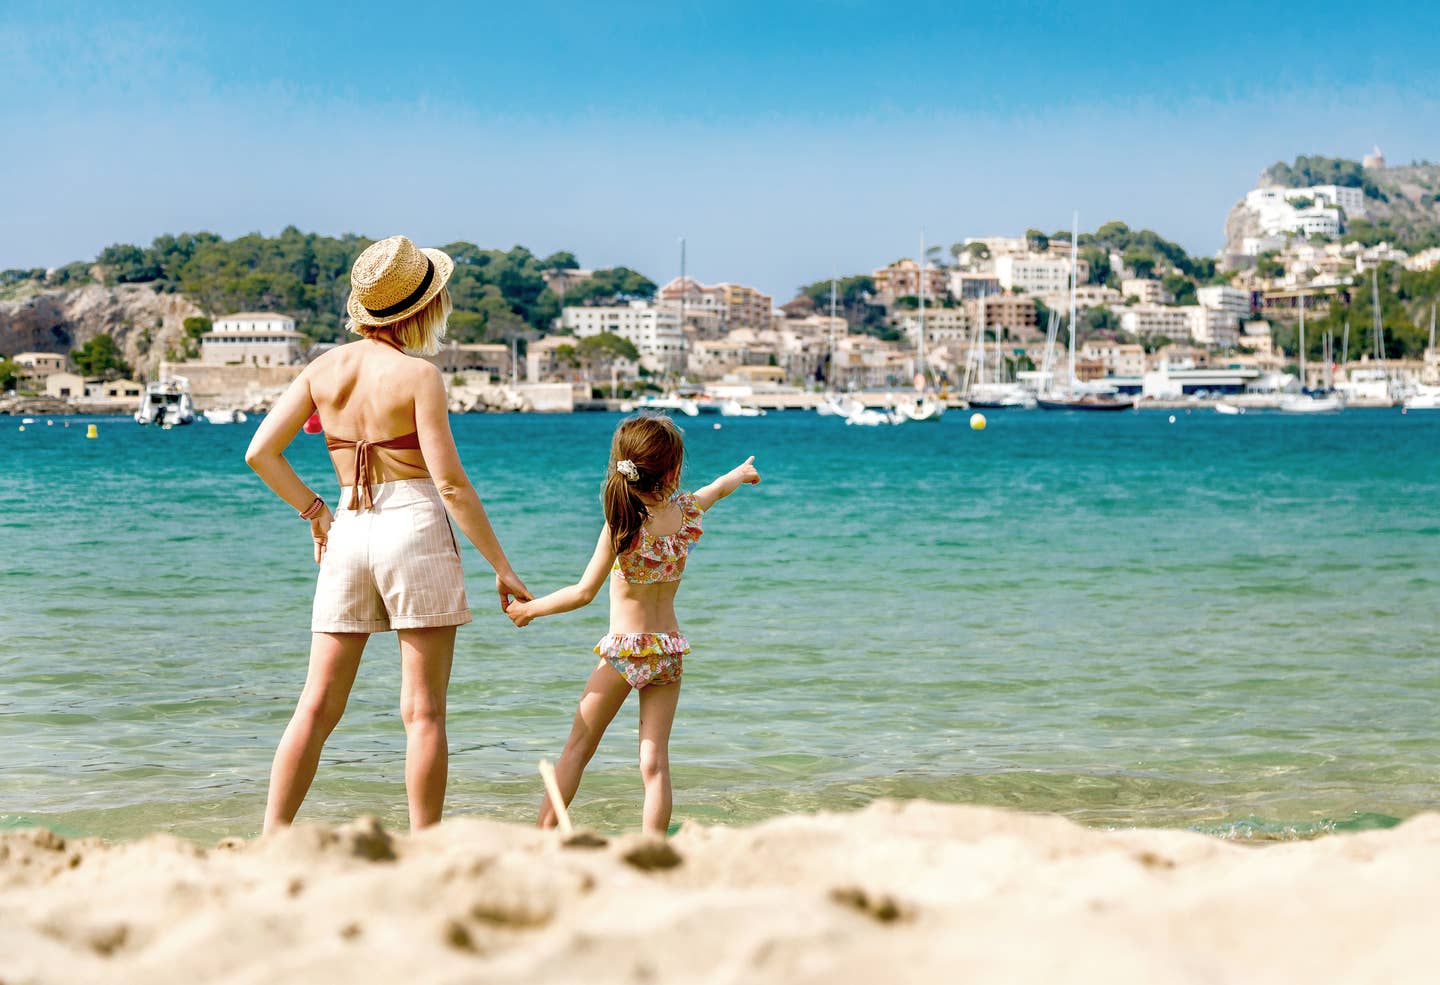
[310,508,333,564]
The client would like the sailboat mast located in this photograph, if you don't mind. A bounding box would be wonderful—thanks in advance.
[1298,291,1306,390]
[829,274,838,385]
[917,232,927,379]
[678,236,687,390]
[1372,266,1384,364]
[1430,303,1436,350]
[1342,319,1350,367]
[977,293,987,387]
[1068,212,1078,388]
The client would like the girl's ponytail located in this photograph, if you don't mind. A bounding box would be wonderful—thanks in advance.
[604,469,649,556]
[601,414,686,556]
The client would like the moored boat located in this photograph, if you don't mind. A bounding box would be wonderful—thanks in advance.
[134,376,196,426]
[1035,394,1135,412]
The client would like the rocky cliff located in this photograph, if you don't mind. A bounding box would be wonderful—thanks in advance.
[0,284,202,378]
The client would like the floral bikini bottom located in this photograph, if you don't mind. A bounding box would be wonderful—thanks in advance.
[595,632,688,689]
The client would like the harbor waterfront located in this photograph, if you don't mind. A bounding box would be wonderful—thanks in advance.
[3,410,1439,843]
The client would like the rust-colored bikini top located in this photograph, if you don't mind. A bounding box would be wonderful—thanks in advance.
[325,431,424,510]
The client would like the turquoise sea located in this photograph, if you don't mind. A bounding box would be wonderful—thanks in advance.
[3,409,1438,842]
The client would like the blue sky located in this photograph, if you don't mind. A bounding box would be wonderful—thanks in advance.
[4,0,1439,299]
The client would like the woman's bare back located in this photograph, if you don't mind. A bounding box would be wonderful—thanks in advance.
[308,340,432,486]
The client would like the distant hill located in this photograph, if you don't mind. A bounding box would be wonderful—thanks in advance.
[0,228,657,376]
[1226,155,1440,256]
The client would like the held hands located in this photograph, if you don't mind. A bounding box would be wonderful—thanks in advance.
[505,599,535,628]
[309,507,333,564]
[496,568,533,611]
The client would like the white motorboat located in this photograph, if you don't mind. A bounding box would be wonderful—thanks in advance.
[1215,401,1245,416]
[817,392,865,417]
[720,399,766,417]
[844,407,904,427]
[203,408,248,424]
[898,394,945,422]
[633,395,700,417]
[1279,393,1343,414]
[134,376,196,426]
[967,383,1035,409]
[1402,386,1440,410]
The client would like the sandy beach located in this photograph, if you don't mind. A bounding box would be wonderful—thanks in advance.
[2,800,1436,984]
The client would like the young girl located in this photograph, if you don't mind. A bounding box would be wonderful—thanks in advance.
[505,414,760,835]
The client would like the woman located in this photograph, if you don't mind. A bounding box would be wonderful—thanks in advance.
[245,235,531,832]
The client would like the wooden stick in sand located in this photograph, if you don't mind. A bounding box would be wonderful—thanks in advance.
[537,759,573,835]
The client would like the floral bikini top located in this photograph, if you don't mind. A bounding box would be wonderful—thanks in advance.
[613,492,704,584]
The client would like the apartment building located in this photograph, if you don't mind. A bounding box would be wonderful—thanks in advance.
[872,259,948,303]
[657,277,773,332]
[1119,304,1192,339]
[559,301,688,373]
[994,254,1088,294]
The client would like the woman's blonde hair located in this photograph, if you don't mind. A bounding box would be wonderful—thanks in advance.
[348,287,452,356]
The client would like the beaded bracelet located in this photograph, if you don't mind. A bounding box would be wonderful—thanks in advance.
[299,496,326,520]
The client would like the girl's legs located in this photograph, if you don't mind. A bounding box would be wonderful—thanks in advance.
[397,626,456,830]
[539,659,631,829]
[264,632,368,833]
[637,680,681,836]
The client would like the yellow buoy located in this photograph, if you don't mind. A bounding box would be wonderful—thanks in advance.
[17,425,24,432]
[969,412,987,431]
[86,424,99,439]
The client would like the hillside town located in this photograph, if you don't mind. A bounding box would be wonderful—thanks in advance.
[6,148,1440,416]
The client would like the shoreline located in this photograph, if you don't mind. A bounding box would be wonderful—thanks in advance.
[3,799,1437,984]
[0,394,1413,416]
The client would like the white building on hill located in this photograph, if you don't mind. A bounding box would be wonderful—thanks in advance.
[201,313,304,366]
[994,254,1088,295]
[1119,304,1192,340]
[1196,285,1253,319]
[1242,184,1366,241]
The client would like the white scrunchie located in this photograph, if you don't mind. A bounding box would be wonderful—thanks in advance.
[616,459,640,482]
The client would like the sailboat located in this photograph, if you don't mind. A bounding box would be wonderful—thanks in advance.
[1036,214,1133,412]
[898,234,945,422]
[965,293,1034,408]
[1280,290,1342,413]
[1403,304,1440,410]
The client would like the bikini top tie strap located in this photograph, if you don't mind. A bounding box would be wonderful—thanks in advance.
[324,432,422,511]
[351,439,374,511]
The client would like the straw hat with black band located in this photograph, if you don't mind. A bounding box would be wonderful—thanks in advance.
[347,235,455,328]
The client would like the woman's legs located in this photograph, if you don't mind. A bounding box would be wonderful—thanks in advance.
[264,632,368,833]
[637,680,681,836]
[397,626,456,831]
[539,659,631,829]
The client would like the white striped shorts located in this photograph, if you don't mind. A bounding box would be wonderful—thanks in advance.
[311,479,472,634]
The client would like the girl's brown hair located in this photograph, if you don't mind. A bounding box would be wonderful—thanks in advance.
[603,414,686,555]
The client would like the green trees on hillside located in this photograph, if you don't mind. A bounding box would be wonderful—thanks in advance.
[71,334,131,378]
[558,267,657,307]
[1265,156,1385,200]
[796,274,896,338]
[71,229,664,345]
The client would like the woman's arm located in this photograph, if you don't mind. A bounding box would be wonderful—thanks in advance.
[244,369,333,562]
[506,527,616,627]
[412,363,531,606]
[693,455,761,512]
